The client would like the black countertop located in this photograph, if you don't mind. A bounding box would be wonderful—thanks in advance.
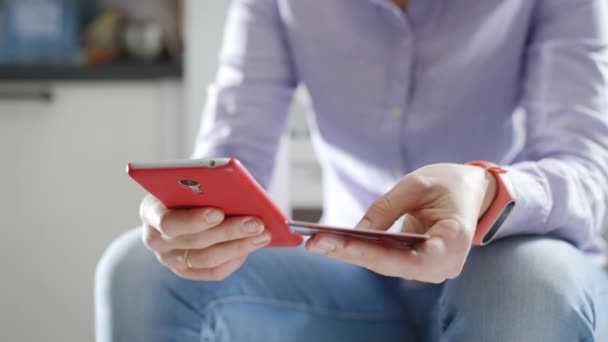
[0,62,183,82]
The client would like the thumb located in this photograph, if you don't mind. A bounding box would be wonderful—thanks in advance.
[355,175,426,231]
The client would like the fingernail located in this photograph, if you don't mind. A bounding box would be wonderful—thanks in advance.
[355,219,371,230]
[251,232,271,245]
[315,239,336,253]
[243,218,263,234]
[205,210,223,224]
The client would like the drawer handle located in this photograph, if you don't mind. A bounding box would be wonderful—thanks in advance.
[0,89,53,102]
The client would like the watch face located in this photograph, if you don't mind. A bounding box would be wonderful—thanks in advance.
[482,201,515,245]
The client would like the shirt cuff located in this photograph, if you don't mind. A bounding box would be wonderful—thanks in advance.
[492,163,552,240]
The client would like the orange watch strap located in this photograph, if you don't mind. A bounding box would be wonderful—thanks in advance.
[467,161,516,246]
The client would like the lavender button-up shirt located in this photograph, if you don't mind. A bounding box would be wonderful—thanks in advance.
[193,0,608,262]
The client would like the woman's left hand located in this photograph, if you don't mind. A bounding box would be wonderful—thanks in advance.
[305,163,497,283]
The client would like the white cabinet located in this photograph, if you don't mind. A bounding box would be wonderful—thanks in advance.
[0,80,183,342]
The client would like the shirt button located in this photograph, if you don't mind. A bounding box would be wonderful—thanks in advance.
[390,107,402,119]
[401,38,412,48]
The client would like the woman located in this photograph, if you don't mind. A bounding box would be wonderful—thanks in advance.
[96,0,608,340]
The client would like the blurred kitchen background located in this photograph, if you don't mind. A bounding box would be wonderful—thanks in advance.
[0,1,322,341]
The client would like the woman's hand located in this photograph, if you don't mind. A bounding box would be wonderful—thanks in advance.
[305,163,497,283]
[139,194,271,281]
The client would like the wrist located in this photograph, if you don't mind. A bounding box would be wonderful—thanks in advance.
[467,161,516,246]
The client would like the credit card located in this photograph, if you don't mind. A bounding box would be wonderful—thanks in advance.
[288,221,429,249]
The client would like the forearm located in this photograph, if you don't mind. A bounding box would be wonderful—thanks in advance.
[190,0,297,189]
[490,0,608,247]
[497,154,608,247]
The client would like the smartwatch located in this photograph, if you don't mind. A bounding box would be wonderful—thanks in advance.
[467,161,516,246]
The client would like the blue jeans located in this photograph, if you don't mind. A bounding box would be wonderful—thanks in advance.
[96,229,608,341]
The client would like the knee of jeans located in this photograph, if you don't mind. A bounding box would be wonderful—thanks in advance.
[440,237,596,336]
[95,228,159,315]
[96,228,173,341]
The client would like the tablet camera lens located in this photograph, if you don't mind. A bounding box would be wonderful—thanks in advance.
[179,179,203,194]
[179,180,199,187]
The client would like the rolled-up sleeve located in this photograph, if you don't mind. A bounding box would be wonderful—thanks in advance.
[192,0,297,189]
[496,0,608,249]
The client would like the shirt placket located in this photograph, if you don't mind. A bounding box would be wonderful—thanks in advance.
[388,15,416,179]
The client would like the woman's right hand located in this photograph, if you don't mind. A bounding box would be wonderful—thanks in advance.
[139,194,272,281]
